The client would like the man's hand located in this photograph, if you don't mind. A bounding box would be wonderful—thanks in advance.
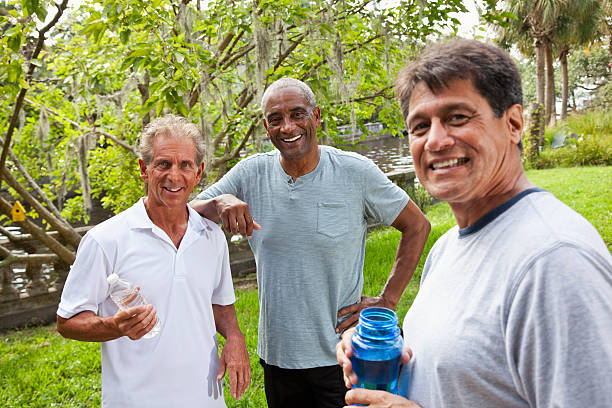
[217,332,251,400]
[112,304,158,340]
[344,388,422,407]
[336,328,412,390]
[336,295,394,333]
[215,194,261,238]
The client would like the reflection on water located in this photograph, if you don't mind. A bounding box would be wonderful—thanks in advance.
[1,227,55,294]
[350,136,413,173]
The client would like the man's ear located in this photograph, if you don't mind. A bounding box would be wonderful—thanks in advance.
[138,159,148,182]
[506,104,523,145]
[196,162,204,183]
[262,118,270,139]
[313,106,321,127]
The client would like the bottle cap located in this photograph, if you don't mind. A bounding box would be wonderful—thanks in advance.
[107,273,119,285]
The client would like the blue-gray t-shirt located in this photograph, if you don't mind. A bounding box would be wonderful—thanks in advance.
[198,145,410,368]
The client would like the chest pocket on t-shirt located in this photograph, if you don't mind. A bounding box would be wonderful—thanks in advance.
[317,202,349,238]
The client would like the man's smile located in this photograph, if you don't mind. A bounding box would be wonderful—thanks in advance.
[282,134,303,143]
[430,157,469,170]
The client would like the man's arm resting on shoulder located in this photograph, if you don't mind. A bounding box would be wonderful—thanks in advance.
[56,304,157,342]
[337,200,430,331]
[190,195,260,237]
[213,304,251,400]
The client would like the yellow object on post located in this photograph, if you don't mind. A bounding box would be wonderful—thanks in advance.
[11,201,25,222]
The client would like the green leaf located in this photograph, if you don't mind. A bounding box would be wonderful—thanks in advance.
[7,62,22,83]
[156,99,165,116]
[7,32,22,52]
[120,30,131,45]
[127,48,152,59]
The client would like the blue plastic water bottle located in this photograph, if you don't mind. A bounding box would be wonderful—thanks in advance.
[350,307,403,394]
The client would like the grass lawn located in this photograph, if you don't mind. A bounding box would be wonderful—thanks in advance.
[1,166,609,407]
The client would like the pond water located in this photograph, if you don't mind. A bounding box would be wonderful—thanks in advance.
[349,135,413,174]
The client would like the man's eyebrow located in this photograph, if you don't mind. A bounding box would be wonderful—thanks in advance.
[407,103,475,124]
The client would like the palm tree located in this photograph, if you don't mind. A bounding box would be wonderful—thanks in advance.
[500,0,567,151]
[553,1,602,120]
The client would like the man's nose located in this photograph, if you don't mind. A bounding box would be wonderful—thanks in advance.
[279,115,297,133]
[425,120,454,152]
[167,163,181,178]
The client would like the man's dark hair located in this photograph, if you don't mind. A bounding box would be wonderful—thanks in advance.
[395,38,523,120]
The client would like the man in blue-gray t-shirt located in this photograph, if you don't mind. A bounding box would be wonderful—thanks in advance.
[191,77,430,408]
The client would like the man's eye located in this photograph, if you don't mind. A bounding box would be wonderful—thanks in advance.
[181,162,191,168]
[449,114,469,125]
[157,161,170,168]
[268,117,281,126]
[292,112,306,120]
[409,122,429,136]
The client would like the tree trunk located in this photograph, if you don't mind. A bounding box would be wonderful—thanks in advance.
[559,47,569,120]
[526,103,544,167]
[544,39,556,127]
[534,37,546,146]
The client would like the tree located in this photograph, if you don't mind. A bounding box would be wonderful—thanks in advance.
[553,0,601,120]
[0,1,468,268]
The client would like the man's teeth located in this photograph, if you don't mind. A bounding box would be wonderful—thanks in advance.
[283,134,302,143]
[165,187,181,192]
[432,158,468,170]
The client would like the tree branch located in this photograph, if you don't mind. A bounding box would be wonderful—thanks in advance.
[24,98,136,154]
[0,195,75,264]
[328,85,394,106]
[1,168,82,248]
[0,0,70,186]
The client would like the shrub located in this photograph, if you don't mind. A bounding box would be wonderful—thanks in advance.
[525,109,612,169]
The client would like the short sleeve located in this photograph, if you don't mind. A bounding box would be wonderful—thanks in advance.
[57,233,113,318]
[210,228,236,306]
[505,244,612,407]
[362,160,410,226]
[197,160,245,201]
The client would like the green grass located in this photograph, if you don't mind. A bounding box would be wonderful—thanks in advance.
[1,166,609,407]
[525,166,611,248]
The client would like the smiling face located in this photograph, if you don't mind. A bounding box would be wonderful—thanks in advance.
[406,78,524,211]
[139,133,204,211]
[263,86,321,165]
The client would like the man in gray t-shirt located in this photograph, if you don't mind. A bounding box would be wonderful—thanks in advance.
[337,39,612,408]
[191,77,431,408]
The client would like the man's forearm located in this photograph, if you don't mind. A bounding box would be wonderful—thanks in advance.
[212,304,244,340]
[57,311,121,342]
[381,201,431,308]
[189,198,220,222]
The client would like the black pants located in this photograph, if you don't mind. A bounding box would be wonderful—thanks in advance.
[260,359,348,408]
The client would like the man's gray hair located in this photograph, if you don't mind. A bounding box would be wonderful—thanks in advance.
[261,77,316,115]
[139,114,206,166]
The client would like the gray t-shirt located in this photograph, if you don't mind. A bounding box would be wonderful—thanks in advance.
[401,188,612,407]
[199,145,409,368]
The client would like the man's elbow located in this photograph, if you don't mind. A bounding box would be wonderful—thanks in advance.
[56,315,73,339]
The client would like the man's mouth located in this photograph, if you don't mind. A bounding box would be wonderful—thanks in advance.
[282,134,303,143]
[163,187,182,192]
[431,158,469,170]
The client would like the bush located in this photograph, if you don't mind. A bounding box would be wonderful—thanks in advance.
[525,109,612,169]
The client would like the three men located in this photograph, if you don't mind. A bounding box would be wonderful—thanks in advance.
[57,115,250,407]
[337,39,612,407]
[191,77,431,407]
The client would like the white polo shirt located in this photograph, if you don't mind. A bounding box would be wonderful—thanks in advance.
[58,198,235,408]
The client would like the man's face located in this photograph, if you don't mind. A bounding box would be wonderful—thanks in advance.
[263,86,320,162]
[139,134,203,210]
[406,78,522,205]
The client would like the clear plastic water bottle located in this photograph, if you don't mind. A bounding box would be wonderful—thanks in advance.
[350,307,403,394]
[107,273,161,339]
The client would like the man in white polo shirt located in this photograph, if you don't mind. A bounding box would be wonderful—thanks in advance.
[56,114,250,407]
